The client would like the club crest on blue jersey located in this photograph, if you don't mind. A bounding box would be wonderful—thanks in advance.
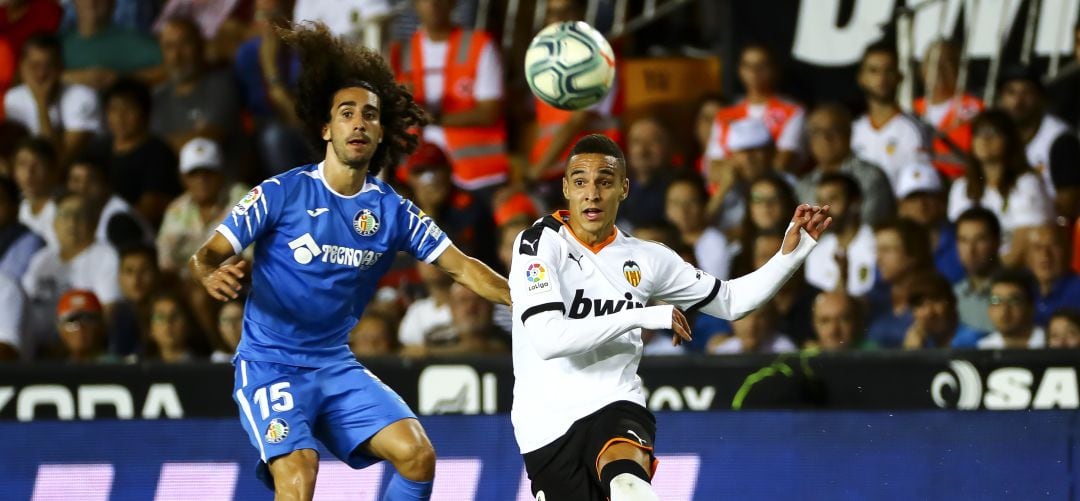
[265,418,289,444]
[233,186,262,216]
[353,209,380,236]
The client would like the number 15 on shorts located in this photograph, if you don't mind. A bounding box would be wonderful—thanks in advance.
[253,382,295,419]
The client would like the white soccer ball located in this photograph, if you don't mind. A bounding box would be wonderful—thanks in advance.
[525,21,616,110]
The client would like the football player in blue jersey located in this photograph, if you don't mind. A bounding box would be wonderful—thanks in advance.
[189,23,510,501]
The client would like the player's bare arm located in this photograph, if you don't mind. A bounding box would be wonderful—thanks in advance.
[434,243,511,305]
[189,232,247,301]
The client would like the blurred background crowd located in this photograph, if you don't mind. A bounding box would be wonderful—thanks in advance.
[1,0,1079,366]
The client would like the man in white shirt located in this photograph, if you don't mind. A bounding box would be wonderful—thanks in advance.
[398,261,453,349]
[804,173,877,296]
[996,64,1080,213]
[0,273,25,360]
[22,192,121,358]
[850,41,931,190]
[979,272,1046,349]
[3,34,101,163]
[510,134,830,500]
[67,155,152,245]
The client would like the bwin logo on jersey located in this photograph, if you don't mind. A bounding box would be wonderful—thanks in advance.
[568,290,644,319]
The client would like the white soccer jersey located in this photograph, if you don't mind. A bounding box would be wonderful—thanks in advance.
[851,112,930,192]
[509,211,817,453]
[1025,114,1071,197]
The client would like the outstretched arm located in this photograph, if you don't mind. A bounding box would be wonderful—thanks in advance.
[434,244,510,306]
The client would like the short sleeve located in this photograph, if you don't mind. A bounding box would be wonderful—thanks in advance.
[704,117,727,161]
[648,242,723,312]
[776,107,805,153]
[60,84,102,133]
[947,179,974,222]
[216,179,286,255]
[0,276,24,351]
[398,198,451,263]
[91,246,122,304]
[473,40,503,101]
[1007,174,1054,227]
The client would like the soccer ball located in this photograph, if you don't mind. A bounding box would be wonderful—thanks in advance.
[525,21,616,110]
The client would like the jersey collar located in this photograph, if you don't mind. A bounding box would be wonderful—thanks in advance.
[552,210,619,254]
[315,162,384,199]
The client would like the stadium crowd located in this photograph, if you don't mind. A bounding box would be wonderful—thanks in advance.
[1,0,1079,365]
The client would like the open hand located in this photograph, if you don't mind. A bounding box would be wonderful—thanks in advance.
[202,260,249,301]
[671,308,692,346]
[782,204,832,255]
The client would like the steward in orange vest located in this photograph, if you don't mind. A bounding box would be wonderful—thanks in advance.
[527,91,622,182]
[914,94,983,179]
[391,27,509,192]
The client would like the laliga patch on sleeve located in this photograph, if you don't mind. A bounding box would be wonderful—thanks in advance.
[232,186,262,216]
[524,260,553,295]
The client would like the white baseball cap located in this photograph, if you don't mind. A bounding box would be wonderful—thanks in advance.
[179,137,223,175]
[727,118,773,152]
[895,162,943,199]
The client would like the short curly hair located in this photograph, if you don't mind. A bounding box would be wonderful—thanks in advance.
[279,23,427,176]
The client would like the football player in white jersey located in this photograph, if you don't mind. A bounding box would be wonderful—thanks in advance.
[509,134,831,500]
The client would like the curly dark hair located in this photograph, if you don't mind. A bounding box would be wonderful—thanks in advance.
[279,23,428,176]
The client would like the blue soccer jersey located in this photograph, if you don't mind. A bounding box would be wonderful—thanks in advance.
[217,162,450,367]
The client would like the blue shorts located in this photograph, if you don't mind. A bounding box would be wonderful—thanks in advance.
[232,358,416,488]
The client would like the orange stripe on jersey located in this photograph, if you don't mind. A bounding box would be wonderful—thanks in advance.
[594,437,656,483]
[552,210,619,254]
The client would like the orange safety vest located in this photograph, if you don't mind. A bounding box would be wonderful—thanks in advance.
[914,94,983,180]
[391,28,509,190]
[712,97,803,155]
[529,98,622,180]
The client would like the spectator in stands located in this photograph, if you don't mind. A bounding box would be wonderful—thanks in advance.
[404,142,496,266]
[54,289,114,362]
[60,0,162,90]
[0,120,30,178]
[1047,24,1080,127]
[5,34,101,164]
[693,93,725,175]
[1025,225,1080,326]
[706,118,781,231]
[915,40,983,179]
[665,175,731,279]
[391,0,509,199]
[947,110,1054,266]
[94,77,181,228]
[804,173,877,297]
[22,192,121,357]
[350,311,400,358]
[234,0,308,176]
[111,243,159,357]
[733,174,798,251]
[617,116,673,231]
[707,44,805,172]
[902,271,984,349]
[797,102,895,226]
[866,218,934,347]
[1,1,62,60]
[1047,309,1080,349]
[809,291,864,351]
[403,282,508,357]
[894,162,963,282]
[398,261,453,351]
[291,0,391,40]
[0,273,25,360]
[851,41,930,191]
[213,296,244,362]
[997,64,1080,220]
[67,154,150,246]
[980,271,1045,349]
[151,16,240,154]
[492,218,530,333]
[708,301,796,354]
[13,137,60,249]
[145,290,201,363]
[0,176,45,280]
[953,207,1003,334]
[156,137,246,276]
[525,0,621,195]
